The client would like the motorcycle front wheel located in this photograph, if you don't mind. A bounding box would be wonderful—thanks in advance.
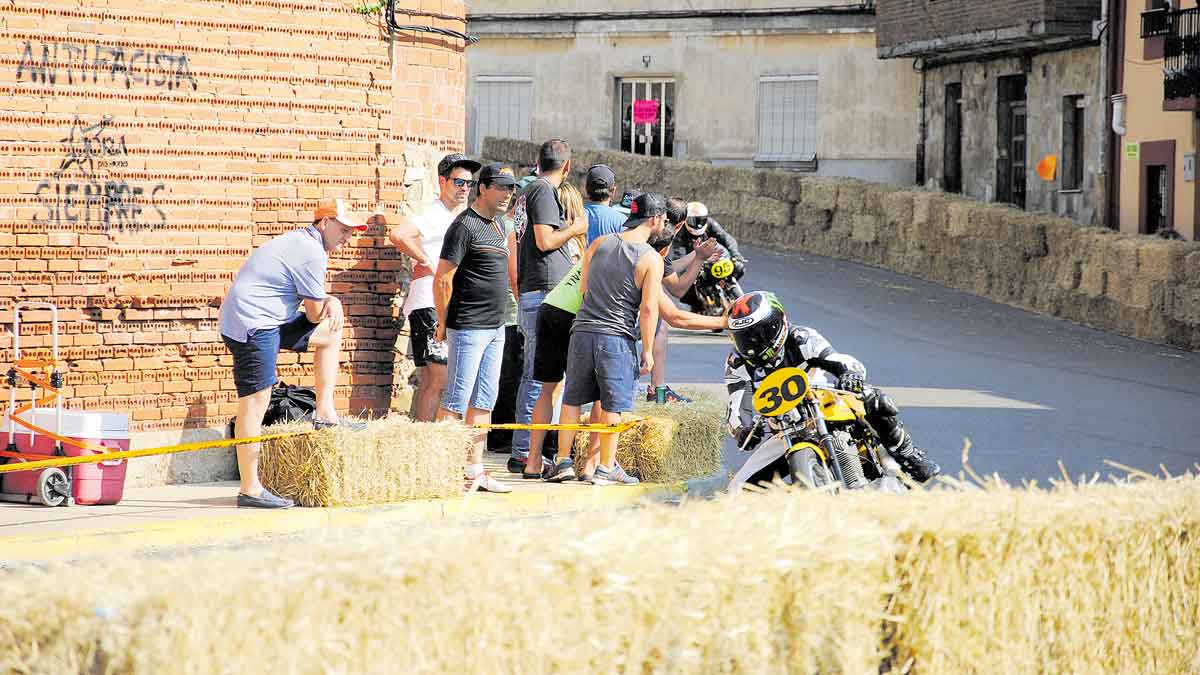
[787,448,837,490]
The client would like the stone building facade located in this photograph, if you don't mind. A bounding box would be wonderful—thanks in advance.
[465,1,920,185]
[876,0,1106,226]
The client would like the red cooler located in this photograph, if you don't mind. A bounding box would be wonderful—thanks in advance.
[1,409,130,505]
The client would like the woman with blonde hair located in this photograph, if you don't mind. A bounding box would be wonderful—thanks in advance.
[557,181,588,264]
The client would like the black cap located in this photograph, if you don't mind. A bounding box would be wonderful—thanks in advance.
[625,192,667,225]
[586,164,616,191]
[438,153,481,177]
[478,162,517,187]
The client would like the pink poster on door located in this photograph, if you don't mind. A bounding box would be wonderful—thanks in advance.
[633,99,659,125]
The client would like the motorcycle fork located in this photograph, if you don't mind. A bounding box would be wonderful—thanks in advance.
[808,399,847,486]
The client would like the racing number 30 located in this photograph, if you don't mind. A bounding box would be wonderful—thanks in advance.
[752,367,810,417]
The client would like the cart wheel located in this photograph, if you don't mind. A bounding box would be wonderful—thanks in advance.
[36,468,70,507]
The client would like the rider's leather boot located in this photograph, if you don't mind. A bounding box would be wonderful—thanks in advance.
[888,431,940,483]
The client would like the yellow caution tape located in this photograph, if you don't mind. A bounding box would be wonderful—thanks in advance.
[0,430,318,474]
[475,420,641,433]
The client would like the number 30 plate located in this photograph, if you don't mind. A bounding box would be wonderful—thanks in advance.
[752,367,810,417]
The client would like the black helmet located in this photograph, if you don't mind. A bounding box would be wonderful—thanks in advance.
[728,291,788,368]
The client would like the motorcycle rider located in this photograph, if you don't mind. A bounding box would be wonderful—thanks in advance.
[669,202,746,313]
[723,291,940,484]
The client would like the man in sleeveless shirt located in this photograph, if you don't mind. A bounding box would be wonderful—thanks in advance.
[546,192,677,486]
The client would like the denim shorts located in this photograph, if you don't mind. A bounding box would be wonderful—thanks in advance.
[562,330,638,413]
[222,314,321,398]
[441,326,506,415]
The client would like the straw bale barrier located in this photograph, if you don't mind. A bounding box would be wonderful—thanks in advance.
[0,492,894,674]
[258,417,471,507]
[574,389,726,482]
[2,476,1198,673]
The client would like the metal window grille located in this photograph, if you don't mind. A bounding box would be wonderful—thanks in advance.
[757,75,819,161]
[473,76,533,154]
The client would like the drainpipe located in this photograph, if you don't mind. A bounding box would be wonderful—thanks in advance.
[1111,93,1128,136]
[915,58,927,187]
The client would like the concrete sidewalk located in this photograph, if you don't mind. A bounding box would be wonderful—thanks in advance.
[0,455,705,563]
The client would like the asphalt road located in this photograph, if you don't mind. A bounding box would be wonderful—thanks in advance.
[660,246,1200,484]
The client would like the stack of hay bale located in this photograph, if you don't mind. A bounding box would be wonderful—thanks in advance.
[573,388,726,483]
[258,417,473,507]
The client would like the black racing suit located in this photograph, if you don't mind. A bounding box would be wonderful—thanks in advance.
[724,325,911,455]
[667,217,745,307]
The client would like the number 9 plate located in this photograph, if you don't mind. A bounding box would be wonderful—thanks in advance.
[751,367,810,417]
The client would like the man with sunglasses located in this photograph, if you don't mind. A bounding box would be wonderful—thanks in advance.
[388,153,480,422]
[434,163,520,493]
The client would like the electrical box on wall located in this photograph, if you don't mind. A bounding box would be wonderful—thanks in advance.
[1186,154,1195,182]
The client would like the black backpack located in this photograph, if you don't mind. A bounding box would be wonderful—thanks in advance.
[227,381,317,438]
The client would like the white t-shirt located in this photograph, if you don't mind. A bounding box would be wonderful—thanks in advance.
[402,199,455,317]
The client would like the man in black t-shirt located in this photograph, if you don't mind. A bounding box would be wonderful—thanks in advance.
[433,163,519,493]
[508,139,588,473]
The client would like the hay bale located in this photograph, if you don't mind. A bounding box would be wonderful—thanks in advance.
[574,389,725,483]
[2,474,1199,673]
[871,477,1200,674]
[0,492,895,675]
[258,417,470,507]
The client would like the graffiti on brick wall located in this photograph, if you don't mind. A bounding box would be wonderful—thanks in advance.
[16,41,198,92]
[33,116,167,230]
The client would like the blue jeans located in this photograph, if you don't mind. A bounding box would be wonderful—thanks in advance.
[440,327,506,415]
[511,290,546,459]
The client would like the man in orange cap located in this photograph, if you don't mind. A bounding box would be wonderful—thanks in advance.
[218,198,368,508]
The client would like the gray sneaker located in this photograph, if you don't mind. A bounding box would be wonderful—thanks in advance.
[545,458,577,483]
[591,464,639,486]
[237,489,295,509]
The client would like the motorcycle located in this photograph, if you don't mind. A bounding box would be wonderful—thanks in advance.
[691,252,744,319]
[726,367,906,493]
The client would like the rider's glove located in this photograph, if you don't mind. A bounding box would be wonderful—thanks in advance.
[838,372,865,394]
[732,259,746,279]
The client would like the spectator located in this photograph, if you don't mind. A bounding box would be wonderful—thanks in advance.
[388,153,480,422]
[582,164,625,245]
[219,198,368,509]
[559,181,589,264]
[523,200,725,481]
[546,192,678,485]
[644,196,721,404]
[433,163,519,493]
[486,180,528,454]
[510,140,588,474]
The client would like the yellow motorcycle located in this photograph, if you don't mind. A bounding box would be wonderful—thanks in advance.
[726,367,905,493]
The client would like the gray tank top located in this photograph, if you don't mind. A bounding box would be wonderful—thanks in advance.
[573,235,654,340]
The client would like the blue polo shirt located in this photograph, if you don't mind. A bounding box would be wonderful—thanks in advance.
[219,227,328,342]
[585,202,627,245]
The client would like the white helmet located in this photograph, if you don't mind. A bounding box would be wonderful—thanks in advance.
[685,202,709,236]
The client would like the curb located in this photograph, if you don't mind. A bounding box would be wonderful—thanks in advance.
[0,482,691,563]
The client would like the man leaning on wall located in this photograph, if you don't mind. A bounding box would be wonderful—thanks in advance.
[388,153,480,422]
[218,199,368,509]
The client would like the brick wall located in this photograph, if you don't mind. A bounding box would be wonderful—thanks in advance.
[0,0,467,434]
[875,0,1097,52]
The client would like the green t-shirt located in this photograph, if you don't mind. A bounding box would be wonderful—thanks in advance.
[542,260,583,315]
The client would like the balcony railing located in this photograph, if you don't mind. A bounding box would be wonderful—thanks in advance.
[1143,7,1172,38]
[1165,7,1200,100]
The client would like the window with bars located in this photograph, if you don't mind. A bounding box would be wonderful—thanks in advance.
[1061,95,1085,191]
[756,75,819,165]
[473,76,533,154]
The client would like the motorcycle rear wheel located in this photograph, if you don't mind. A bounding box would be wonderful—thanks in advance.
[787,449,836,490]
